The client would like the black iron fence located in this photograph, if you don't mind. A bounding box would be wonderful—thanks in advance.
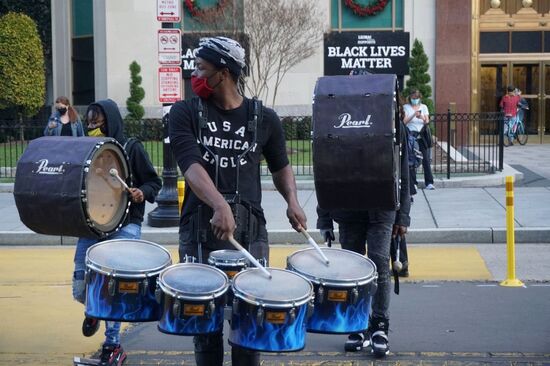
[428,111,504,179]
[0,113,503,180]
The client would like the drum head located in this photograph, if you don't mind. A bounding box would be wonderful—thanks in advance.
[86,141,129,232]
[86,239,172,277]
[159,263,229,300]
[232,268,313,307]
[208,250,248,265]
[287,248,376,287]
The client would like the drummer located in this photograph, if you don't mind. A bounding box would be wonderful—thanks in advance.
[72,99,162,366]
[169,36,306,366]
[316,70,411,358]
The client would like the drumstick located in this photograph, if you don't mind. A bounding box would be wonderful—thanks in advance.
[300,228,330,265]
[228,235,272,279]
[109,168,131,193]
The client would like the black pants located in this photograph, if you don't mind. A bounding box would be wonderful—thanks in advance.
[410,133,434,187]
[178,223,268,366]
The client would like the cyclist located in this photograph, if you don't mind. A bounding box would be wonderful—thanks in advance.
[499,85,521,146]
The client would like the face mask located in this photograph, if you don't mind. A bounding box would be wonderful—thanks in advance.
[411,98,420,106]
[57,107,67,115]
[88,127,105,137]
[191,73,222,99]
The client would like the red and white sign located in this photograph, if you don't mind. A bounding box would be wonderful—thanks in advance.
[158,66,182,103]
[157,0,181,22]
[158,29,181,65]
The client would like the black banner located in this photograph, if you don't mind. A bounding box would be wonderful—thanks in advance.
[324,31,410,76]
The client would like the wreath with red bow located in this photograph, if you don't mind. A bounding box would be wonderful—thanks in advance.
[184,0,229,18]
[344,0,389,17]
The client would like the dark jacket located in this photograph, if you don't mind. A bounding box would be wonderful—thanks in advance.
[92,99,162,225]
[316,120,411,229]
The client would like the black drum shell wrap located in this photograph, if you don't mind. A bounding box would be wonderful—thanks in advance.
[13,136,129,238]
[312,74,401,211]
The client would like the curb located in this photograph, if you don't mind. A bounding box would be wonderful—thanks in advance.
[2,227,550,246]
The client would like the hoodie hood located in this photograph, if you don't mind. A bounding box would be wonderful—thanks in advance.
[91,99,126,145]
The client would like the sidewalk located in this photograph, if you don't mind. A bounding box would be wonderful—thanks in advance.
[1,164,550,245]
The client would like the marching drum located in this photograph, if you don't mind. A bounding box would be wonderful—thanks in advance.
[208,249,249,305]
[287,248,378,334]
[157,263,229,336]
[14,136,131,238]
[85,239,172,322]
[229,268,314,352]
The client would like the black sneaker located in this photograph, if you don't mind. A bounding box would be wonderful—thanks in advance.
[82,316,100,337]
[99,344,127,366]
[344,332,369,352]
[366,317,390,358]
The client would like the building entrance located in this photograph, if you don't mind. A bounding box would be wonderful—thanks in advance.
[480,61,550,143]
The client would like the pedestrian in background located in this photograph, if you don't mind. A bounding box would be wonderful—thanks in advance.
[43,96,84,137]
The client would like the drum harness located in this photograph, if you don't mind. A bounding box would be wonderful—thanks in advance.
[192,97,263,262]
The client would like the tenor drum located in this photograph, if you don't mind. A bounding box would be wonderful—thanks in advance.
[157,263,229,336]
[85,239,172,322]
[229,268,314,352]
[14,136,130,238]
[287,248,378,334]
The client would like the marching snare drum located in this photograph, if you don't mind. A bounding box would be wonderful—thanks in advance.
[208,249,248,305]
[287,247,378,334]
[85,239,172,322]
[157,263,229,336]
[14,136,131,238]
[229,268,314,352]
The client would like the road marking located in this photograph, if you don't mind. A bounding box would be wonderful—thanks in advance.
[476,284,497,287]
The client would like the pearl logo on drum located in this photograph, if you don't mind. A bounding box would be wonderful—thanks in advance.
[34,159,66,175]
[333,113,373,129]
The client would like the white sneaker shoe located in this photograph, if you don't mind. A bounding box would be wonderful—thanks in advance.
[425,184,435,190]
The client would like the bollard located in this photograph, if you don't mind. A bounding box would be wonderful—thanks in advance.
[500,176,524,287]
[177,180,185,214]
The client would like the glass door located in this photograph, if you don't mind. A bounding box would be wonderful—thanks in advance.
[544,63,550,142]
[480,63,508,114]
[512,63,540,137]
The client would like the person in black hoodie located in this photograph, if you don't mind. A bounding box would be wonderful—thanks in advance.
[72,99,162,366]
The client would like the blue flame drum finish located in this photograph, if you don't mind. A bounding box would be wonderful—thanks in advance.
[157,263,229,336]
[229,268,314,353]
[287,248,378,334]
[85,239,172,322]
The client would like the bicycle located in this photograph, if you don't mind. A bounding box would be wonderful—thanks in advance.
[503,115,528,146]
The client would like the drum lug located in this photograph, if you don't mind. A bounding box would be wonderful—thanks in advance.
[369,280,378,296]
[351,287,359,305]
[289,307,296,324]
[84,269,90,284]
[256,305,264,326]
[307,300,315,319]
[232,297,239,315]
[172,299,181,318]
[141,278,149,296]
[154,286,162,304]
[206,300,215,319]
[317,285,325,304]
[108,277,116,297]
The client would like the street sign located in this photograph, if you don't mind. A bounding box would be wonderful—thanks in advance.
[157,0,181,22]
[158,29,181,65]
[158,66,182,103]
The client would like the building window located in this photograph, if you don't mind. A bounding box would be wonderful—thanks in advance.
[331,0,403,30]
[72,0,94,105]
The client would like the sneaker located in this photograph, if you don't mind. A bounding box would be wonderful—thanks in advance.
[366,317,389,358]
[425,184,435,190]
[82,316,100,337]
[99,344,127,366]
[344,332,369,352]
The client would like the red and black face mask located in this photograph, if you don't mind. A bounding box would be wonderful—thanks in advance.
[191,72,223,99]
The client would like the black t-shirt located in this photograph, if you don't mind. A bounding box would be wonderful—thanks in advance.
[60,122,72,136]
[169,97,289,223]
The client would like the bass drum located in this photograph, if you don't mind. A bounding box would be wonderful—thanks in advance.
[14,136,130,238]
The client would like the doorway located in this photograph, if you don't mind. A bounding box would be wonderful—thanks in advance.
[480,61,550,143]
